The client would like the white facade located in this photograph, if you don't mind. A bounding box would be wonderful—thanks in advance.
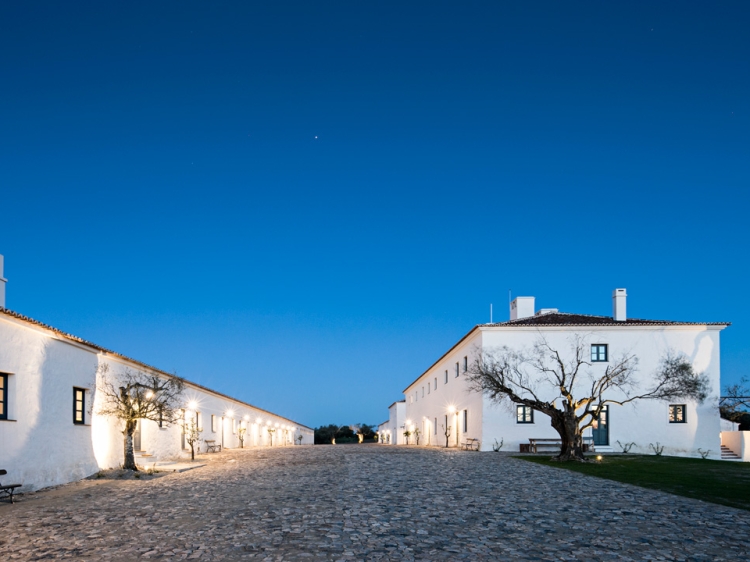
[377,400,405,445]
[397,291,728,459]
[0,307,313,491]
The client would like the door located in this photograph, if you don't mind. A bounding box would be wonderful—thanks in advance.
[134,419,142,451]
[592,406,609,446]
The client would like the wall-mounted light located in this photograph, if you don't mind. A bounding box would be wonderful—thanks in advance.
[188,400,198,411]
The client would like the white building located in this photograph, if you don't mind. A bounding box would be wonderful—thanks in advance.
[377,400,405,445]
[397,290,729,458]
[0,256,313,491]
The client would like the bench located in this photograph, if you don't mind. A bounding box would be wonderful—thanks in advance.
[205,440,222,453]
[462,438,480,451]
[0,470,21,504]
[527,437,593,453]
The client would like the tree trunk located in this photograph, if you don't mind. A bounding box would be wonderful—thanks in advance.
[550,411,587,462]
[190,441,195,461]
[123,419,138,471]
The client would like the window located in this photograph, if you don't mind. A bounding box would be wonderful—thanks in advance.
[73,388,85,424]
[669,404,687,423]
[434,417,437,435]
[415,391,418,402]
[463,356,468,372]
[422,386,424,398]
[434,378,437,390]
[455,362,459,377]
[444,370,448,384]
[427,384,430,395]
[158,408,164,428]
[0,373,7,420]
[211,414,217,433]
[591,344,608,362]
[463,410,468,433]
[516,405,534,424]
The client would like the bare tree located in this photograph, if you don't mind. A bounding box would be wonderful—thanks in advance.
[441,423,451,448]
[720,377,750,423]
[96,365,186,470]
[183,417,203,461]
[466,335,710,462]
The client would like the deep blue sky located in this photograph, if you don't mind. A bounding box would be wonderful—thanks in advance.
[1,2,748,427]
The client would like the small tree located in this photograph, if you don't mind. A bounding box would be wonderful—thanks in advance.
[267,427,276,446]
[466,335,710,462]
[414,427,421,445]
[183,418,203,461]
[403,429,411,444]
[441,423,451,448]
[96,366,185,471]
[238,426,247,448]
[296,434,303,445]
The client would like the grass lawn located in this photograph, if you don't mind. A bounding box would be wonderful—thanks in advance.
[515,454,750,511]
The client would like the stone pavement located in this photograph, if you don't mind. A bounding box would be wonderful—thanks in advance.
[1,446,748,561]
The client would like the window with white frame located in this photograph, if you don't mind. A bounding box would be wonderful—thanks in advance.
[463,356,468,372]
[463,409,468,433]
[444,370,448,384]
[516,405,534,424]
[434,377,437,390]
[455,362,459,377]
[211,414,217,433]
[434,417,437,434]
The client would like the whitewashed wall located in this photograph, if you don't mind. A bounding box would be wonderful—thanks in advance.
[0,312,314,491]
[0,315,99,491]
[403,331,484,449]
[479,325,723,458]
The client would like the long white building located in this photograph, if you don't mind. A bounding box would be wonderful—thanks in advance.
[396,290,729,458]
[0,256,313,491]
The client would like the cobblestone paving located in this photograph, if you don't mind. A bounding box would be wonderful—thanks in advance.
[1,446,748,561]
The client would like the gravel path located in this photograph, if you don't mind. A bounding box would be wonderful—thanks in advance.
[1,446,747,561]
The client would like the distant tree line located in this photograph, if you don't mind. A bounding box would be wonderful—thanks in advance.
[314,423,376,444]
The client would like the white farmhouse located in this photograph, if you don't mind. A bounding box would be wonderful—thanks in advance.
[399,290,729,458]
[0,256,313,491]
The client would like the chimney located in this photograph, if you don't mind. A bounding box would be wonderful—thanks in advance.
[0,254,5,309]
[612,288,627,321]
[510,296,535,320]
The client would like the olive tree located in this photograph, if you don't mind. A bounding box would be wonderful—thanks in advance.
[96,365,186,470]
[466,335,710,461]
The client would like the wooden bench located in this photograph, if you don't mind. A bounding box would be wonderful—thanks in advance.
[527,437,593,453]
[0,470,21,504]
[205,440,222,453]
[462,438,480,451]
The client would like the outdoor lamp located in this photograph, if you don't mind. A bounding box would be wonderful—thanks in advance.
[188,400,198,411]
[226,409,234,418]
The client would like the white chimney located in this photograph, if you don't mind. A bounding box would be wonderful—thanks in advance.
[0,254,6,309]
[510,296,535,320]
[612,288,627,321]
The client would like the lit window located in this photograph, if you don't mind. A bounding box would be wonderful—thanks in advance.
[463,409,468,433]
[516,405,534,424]
[73,388,85,425]
[0,373,7,420]
[669,404,687,423]
[591,344,608,362]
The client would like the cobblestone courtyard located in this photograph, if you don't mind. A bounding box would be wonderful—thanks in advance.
[2,446,748,561]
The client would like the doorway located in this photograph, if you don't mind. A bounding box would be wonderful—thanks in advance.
[592,406,609,446]
[134,419,142,451]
